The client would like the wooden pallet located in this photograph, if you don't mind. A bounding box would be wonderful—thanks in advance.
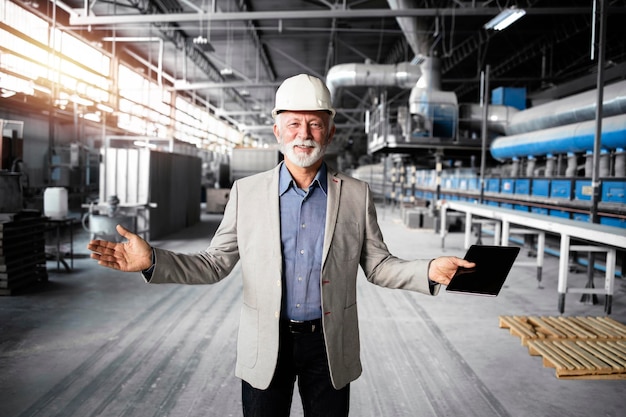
[499,315,626,380]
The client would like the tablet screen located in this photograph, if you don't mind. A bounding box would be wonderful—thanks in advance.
[446,245,520,296]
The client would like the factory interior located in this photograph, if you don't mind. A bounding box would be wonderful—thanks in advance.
[1,1,625,416]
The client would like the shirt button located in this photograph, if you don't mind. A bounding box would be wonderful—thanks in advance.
[298,277,303,282]
[300,249,305,255]
[276,280,281,286]
[296,304,301,308]
[301,223,306,228]
[275,311,279,318]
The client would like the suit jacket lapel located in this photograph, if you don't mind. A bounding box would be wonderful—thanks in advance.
[323,168,341,268]
[268,164,282,258]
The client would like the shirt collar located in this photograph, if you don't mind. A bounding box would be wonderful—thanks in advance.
[279,162,328,196]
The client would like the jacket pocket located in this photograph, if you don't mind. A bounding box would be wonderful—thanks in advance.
[237,303,259,368]
[332,222,360,260]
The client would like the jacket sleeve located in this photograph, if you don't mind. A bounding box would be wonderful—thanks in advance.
[146,182,241,285]
[358,184,440,296]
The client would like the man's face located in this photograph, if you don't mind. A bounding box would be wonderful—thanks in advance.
[274,111,335,168]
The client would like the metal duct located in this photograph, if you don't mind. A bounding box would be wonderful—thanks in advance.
[506,80,626,135]
[615,149,625,177]
[490,114,626,161]
[585,150,611,177]
[459,104,520,135]
[408,58,458,139]
[526,156,536,177]
[325,62,421,103]
[386,0,431,57]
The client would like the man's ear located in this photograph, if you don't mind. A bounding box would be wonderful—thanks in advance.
[326,124,336,145]
[273,124,280,143]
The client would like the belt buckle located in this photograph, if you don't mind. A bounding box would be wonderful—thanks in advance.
[287,319,318,333]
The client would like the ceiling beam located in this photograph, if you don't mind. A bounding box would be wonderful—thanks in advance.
[69,8,596,26]
[172,80,281,90]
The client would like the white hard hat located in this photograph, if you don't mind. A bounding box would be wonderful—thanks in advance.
[271,74,336,119]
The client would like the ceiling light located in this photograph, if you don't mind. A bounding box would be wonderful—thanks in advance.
[483,7,526,31]
[1,89,16,98]
[96,103,114,113]
[69,94,94,106]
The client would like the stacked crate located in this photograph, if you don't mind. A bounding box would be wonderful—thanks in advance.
[0,211,47,295]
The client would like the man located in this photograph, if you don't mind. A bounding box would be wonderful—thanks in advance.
[88,74,474,417]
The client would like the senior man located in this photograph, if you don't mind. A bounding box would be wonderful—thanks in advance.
[88,74,474,417]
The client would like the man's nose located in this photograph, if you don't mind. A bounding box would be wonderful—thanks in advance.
[296,124,312,138]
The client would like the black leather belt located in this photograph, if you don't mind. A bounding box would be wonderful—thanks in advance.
[282,318,322,334]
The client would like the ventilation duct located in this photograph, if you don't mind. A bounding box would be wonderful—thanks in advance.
[386,0,431,57]
[408,57,458,139]
[325,62,421,103]
[459,104,520,135]
[506,80,626,135]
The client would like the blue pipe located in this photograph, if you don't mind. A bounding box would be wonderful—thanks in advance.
[490,114,626,160]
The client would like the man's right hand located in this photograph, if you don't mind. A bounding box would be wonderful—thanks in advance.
[87,224,153,272]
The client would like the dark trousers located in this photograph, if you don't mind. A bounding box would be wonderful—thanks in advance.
[241,327,350,417]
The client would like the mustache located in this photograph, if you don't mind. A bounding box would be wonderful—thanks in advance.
[288,139,319,148]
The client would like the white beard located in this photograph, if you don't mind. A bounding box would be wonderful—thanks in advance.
[279,138,328,168]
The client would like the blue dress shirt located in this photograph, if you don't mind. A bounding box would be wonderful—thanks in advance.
[279,163,327,321]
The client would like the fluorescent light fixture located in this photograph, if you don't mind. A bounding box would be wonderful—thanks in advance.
[484,7,526,31]
[83,113,101,123]
[69,94,94,106]
[96,103,114,113]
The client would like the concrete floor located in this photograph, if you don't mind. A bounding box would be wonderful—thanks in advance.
[1,204,624,417]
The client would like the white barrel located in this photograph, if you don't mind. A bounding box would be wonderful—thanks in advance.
[44,187,68,219]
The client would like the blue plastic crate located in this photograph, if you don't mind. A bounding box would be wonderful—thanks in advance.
[515,179,530,195]
[531,179,550,197]
[572,213,590,223]
[532,207,549,215]
[501,203,513,209]
[501,179,515,194]
[514,204,529,212]
[550,179,573,199]
[486,200,499,207]
[486,178,500,192]
[600,216,626,229]
[602,180,626,204]
[549,209,571,219]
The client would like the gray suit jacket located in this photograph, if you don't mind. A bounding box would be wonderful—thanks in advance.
[148,163,438,389]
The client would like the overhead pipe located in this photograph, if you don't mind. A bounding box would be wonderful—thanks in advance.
[490,113,626,160]
[506,79,626,135]
[459,103,519,135]
[386,0,431,57]
[325,62,421,103]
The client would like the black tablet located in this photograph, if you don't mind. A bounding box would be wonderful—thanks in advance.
[446,245,520,296]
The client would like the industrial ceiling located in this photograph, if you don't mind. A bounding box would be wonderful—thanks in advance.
[29,0,626,147]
